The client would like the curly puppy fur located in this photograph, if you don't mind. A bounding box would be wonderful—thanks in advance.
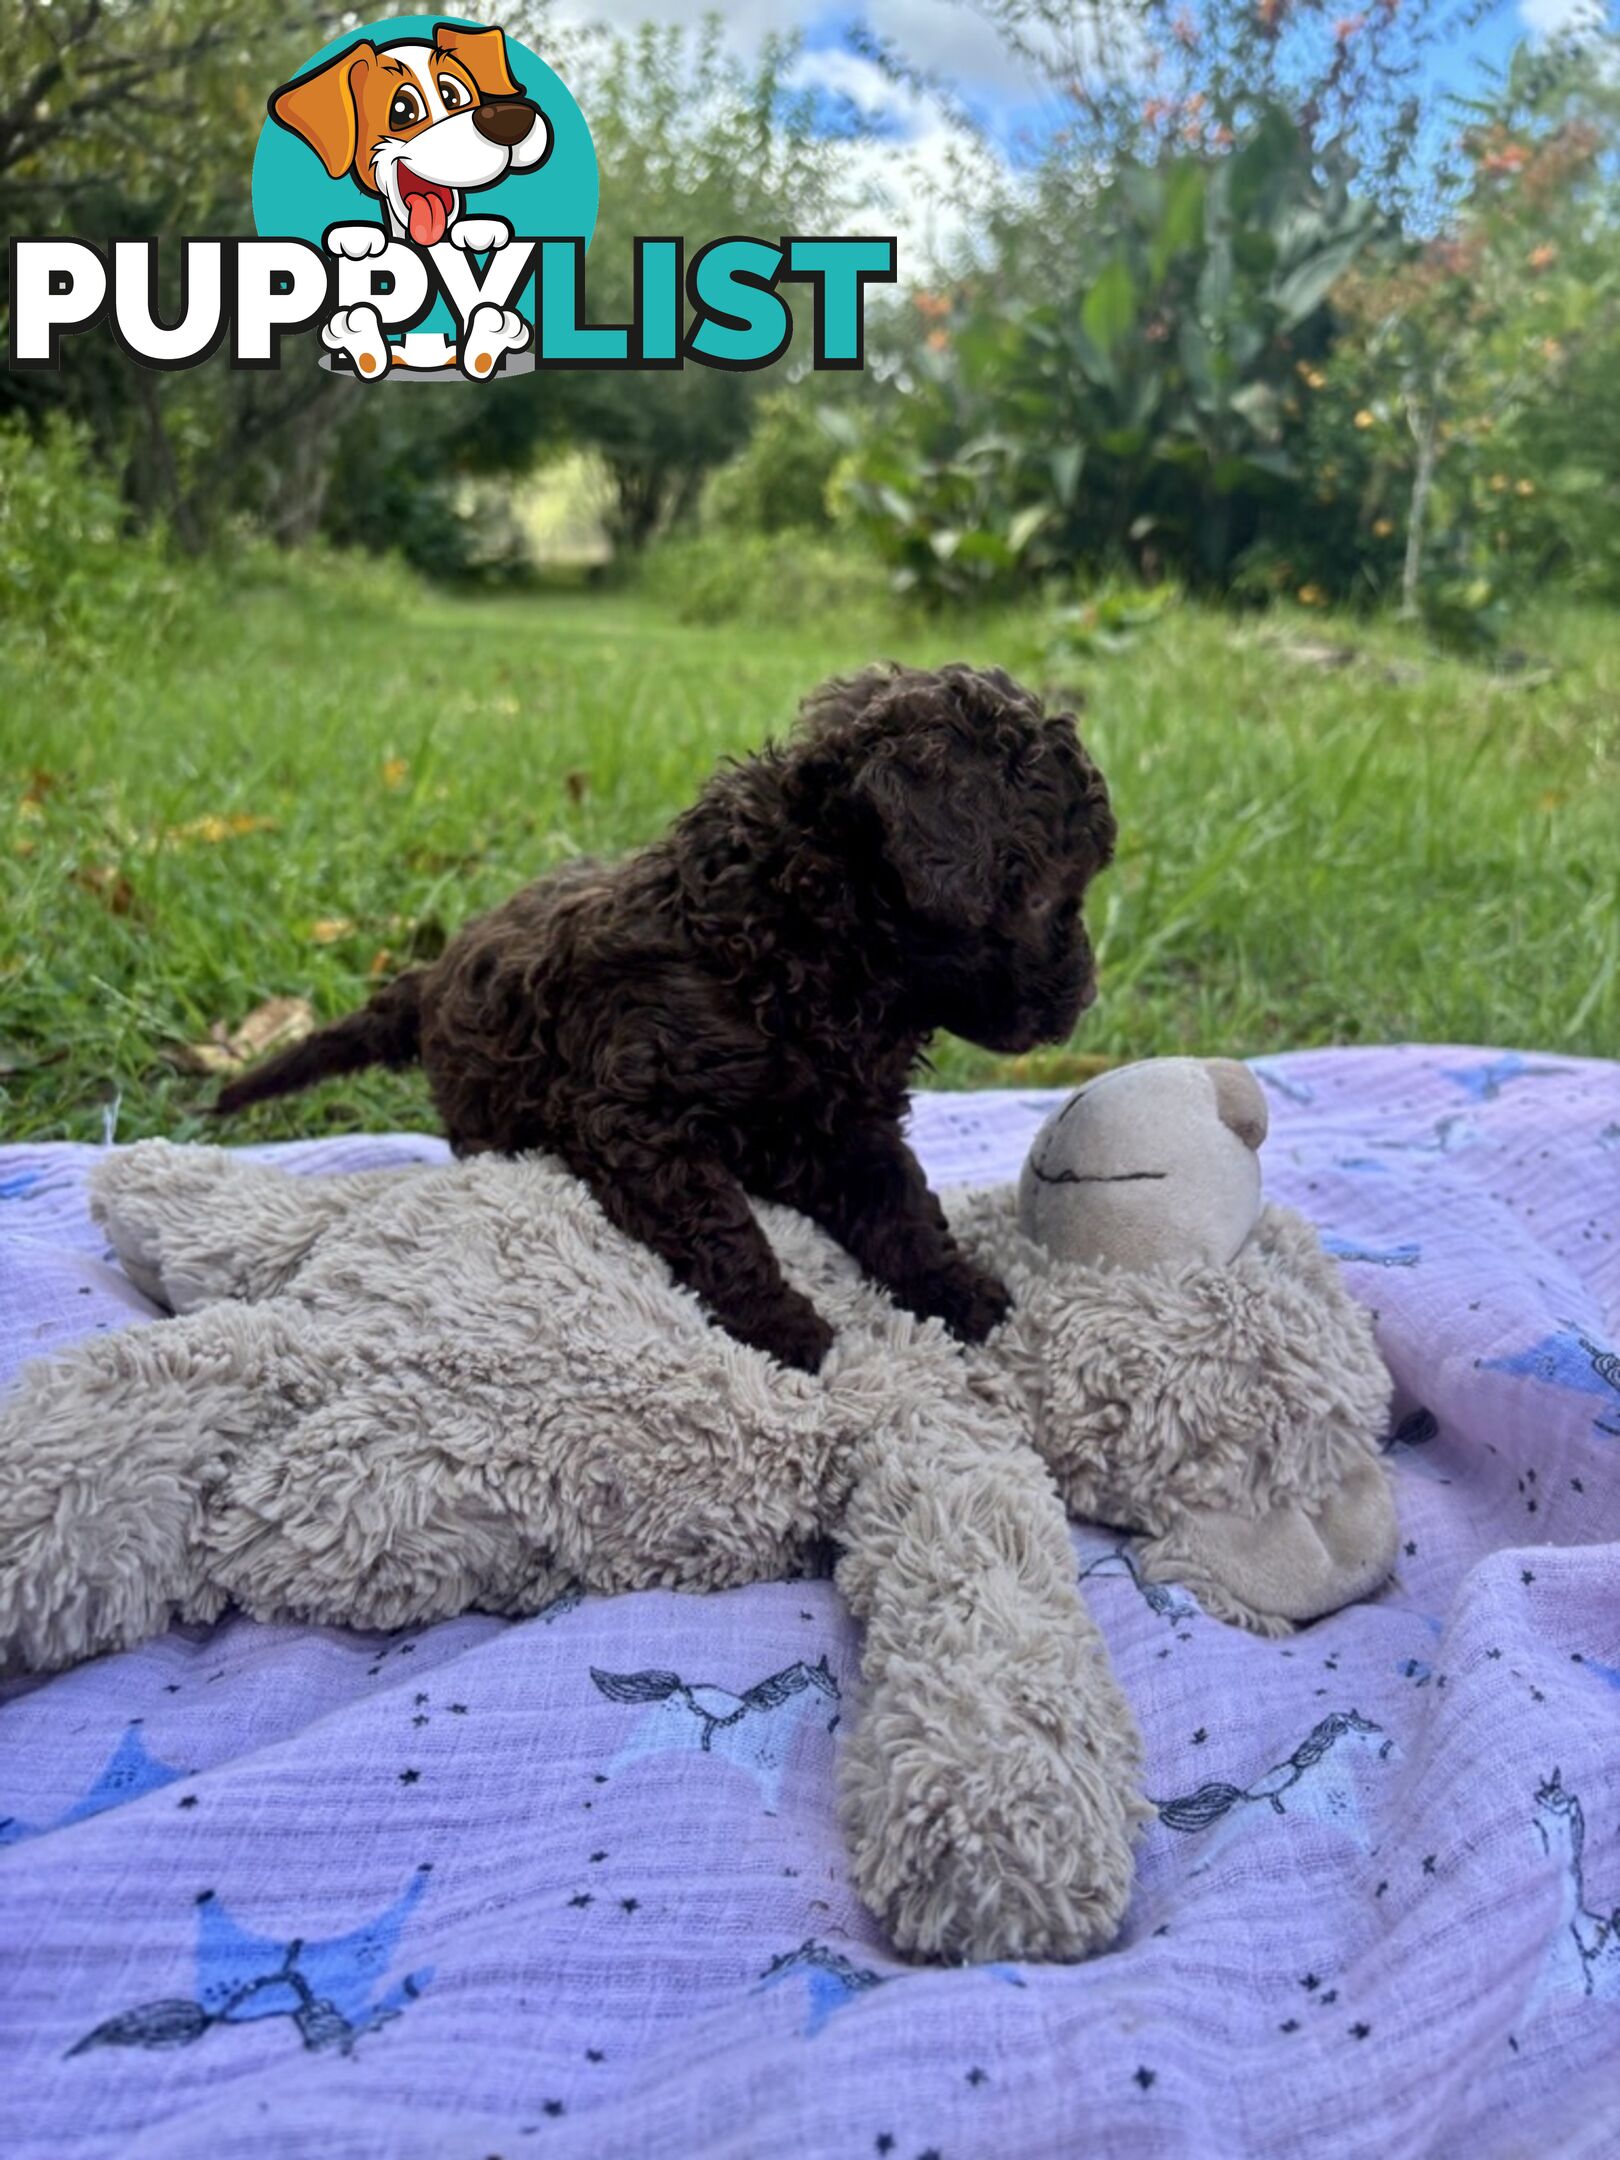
[214,664,1115,1372]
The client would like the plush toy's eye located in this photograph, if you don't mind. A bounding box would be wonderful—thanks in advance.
[388,86,425,129]
[1026,890,1055,917]
[437,74,469,110]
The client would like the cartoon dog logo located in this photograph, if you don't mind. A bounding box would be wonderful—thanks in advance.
[269,22,552,379]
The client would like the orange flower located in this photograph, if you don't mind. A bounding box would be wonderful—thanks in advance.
[1298,584,1327,606]
[1353,409,1375,429]
[1527,243,1559,272]
[926,328,949,353]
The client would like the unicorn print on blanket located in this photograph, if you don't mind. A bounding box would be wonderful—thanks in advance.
[1483,1328,1620,1438]
[1079,1542,1200,1626]
[756,1939,886,2037]
[1,1722,184,1845]
[1527,1770,1620,2015]
[1154,1710,1397,1868]
[68,1867,434,2059]
[590,1657,840,1808]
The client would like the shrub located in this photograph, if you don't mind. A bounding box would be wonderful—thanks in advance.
[841,104,1381,607]
[0,416,184,652]
[702,392,844,535]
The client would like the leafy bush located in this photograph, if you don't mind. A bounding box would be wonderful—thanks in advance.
[0,417,184,651]
[842,104,1381,606]
[636,529,892,627]
[702,391,843,535]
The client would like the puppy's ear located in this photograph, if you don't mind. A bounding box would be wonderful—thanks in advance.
[434,22,522,100]
[855,733,1002,930]
[270,42,376,180]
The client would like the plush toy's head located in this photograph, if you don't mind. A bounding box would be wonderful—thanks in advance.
[1017,1056,1269,1271]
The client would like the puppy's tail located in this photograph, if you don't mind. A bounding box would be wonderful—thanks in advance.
[213,969,424,1116]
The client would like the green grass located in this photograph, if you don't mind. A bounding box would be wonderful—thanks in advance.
[2,558,1616,1143]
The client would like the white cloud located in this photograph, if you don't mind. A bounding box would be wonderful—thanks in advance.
[1519,0,1610,37]
[542,0,1038,275]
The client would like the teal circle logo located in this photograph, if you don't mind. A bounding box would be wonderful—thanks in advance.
[252,14,597,373]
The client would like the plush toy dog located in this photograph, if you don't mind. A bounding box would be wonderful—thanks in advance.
[0,1060,1396,1964]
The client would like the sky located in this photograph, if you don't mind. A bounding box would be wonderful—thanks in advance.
[552,0,1617,265]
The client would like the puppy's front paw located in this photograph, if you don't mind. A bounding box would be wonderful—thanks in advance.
[905,1265,1013,1344]
[727,1295,835,1375]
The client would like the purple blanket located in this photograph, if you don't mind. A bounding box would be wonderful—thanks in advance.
[2,1048,1617,2158]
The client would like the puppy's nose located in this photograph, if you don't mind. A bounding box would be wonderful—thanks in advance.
[473,99,540,145]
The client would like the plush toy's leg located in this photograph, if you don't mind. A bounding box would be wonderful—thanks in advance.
[90,1141,398,1311]
[1136,1451,1399,1637]
[0,1304,299,1672]
[835,1411,1150,1964]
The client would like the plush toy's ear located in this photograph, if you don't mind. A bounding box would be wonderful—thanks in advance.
[270,42,376,180]
[434,22,522,100]
[1207,1058,1268,1152]
[854,730,1002,930]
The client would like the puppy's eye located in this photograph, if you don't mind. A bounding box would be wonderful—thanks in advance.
[388,87,424,130]
[437,75,469,110]
[1026,891,1055,917]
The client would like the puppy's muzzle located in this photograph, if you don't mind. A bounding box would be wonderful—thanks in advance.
[473,99,541,145]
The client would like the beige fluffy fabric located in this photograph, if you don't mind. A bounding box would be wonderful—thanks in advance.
[0,1143,1394,1964]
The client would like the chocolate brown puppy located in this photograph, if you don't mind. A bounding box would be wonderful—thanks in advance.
[216,664,1115,1371]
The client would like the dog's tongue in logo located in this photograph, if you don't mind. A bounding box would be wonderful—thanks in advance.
[398,168,453,247]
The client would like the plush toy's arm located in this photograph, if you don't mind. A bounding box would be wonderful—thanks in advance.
[90,1142,403,1311]
[834,1410,1148,1963]
[0,1301,308,1672]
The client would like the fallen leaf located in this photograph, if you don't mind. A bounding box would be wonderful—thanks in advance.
[1275,639,1358,671]
[167,994,314,1077]
[309,916,356,945]
[368,948,394,977]
[72,863,139,916]
[164,813,278,846]
[381,758,409,790]
[232,995,313,1061]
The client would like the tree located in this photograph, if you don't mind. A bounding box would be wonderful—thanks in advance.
[505,13,856,552]
[0,0,352,552]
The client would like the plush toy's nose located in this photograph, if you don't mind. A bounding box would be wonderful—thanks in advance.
[473,99,540,145]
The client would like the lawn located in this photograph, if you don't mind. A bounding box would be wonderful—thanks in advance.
[3,559,1616,1143]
